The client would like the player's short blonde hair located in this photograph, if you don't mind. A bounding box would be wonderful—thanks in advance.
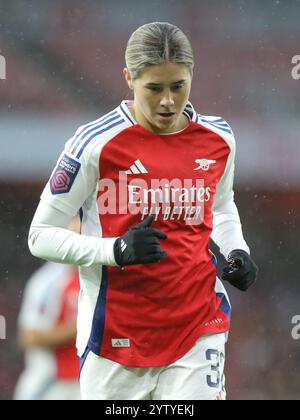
[125,22,194,80]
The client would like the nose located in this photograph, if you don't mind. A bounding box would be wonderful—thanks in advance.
[160,90,175,108]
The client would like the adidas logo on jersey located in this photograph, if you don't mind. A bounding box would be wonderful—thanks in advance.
[112,338,131,347]
[125,160,148,175]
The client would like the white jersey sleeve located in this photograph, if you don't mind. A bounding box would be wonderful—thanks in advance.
[28,114,129,267]
[29,201,117,267]
[208,119,250,258]
[40,126,100,216]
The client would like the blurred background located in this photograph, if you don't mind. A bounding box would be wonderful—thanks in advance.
[1,0,300,400]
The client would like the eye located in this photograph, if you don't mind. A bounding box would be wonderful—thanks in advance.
[172,84,184,91]
[147,86,162,92]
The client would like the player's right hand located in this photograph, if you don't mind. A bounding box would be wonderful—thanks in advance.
[113,215,168,267]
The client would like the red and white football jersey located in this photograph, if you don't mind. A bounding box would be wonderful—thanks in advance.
[41,101,236,367]
[15,263,80,399]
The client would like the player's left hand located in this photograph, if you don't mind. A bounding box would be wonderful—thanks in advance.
[222,249,258,292]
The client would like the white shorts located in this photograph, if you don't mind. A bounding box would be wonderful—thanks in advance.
[80,333,226,400]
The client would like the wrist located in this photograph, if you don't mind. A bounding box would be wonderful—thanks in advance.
[228,249,249,258]
[96,237,119,266]
[113,238,121,266]
[227,248,250,260]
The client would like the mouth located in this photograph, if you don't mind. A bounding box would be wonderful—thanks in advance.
[157,112,176,121]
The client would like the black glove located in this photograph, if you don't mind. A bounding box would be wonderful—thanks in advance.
[222,249,258,292]
[114,215,168,267]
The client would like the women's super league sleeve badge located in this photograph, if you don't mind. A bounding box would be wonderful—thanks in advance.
[50,154,81,195]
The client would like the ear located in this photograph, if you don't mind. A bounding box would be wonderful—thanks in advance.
[123,67,134,90]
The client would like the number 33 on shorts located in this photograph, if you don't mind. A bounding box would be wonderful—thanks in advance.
[206,348,226,400]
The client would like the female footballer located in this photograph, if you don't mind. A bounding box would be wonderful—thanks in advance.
[29,22,257,400]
